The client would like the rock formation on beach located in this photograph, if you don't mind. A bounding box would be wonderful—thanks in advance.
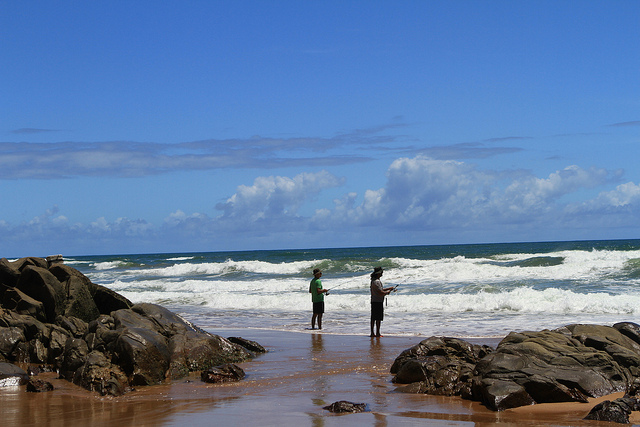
[0,256,263,396]
[392,322,640,418]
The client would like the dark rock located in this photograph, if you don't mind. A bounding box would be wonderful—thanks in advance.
[614,322,640,349]
[63,276,100,322]
[0,326,25,359]
[26,378,54,392]
[390,323,640,412]
[168,329,253,379]
[0,257,263,396]
[468,325,640,410]
[16,266,66,322]
[323,401,368,413]
[0,361,28,386]
[228,337,267,354]
[88,282,132,314]
[584,397,640,424]
[475,378,536,411]
[200,363,245,383]
[72,350,127,396]
[2,287,47,321]
[56,315,88,338]
[112,308,158,332]
[114,327,170,386]
[12,257,49,271]
[60,337,89,378]
[0,258,21,288]
[47,324,71,364]
[391,337,492,399]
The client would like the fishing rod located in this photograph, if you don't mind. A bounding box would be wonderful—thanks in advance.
[325,278,361,296]
[325,278,402,296]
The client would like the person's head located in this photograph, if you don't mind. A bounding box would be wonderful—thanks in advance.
[313,268,322,278]
[371,266,383,279]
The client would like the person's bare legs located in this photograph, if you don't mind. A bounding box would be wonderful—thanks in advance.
[317,313,323,330]
[375,320,382,337]
[312,313,318,329]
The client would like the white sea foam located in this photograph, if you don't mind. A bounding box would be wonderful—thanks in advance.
[92,261,129,270]
[77,243,640,337]
[132,258,325,277]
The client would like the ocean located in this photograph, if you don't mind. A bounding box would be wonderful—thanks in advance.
[63,239,640,339]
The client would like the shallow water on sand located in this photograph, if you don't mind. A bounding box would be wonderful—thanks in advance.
[0,329,622,426]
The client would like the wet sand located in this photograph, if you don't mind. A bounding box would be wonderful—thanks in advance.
[1,328,635,426]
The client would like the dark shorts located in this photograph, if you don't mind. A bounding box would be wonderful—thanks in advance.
[371,302,384,321]
[313,302,325,314]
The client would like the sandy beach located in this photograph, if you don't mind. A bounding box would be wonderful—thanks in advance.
[1,328,636,426]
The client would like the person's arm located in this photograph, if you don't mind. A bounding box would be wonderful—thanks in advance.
[316,281,328,294]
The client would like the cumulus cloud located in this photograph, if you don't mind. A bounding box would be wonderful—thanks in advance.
[216,170,344,222]
[310,157,624,231]
[2,156,637,255]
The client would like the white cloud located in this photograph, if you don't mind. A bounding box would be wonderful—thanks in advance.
[314,156,618,231]
[216,170,344,222]
[592,182,640,208]
[1,156,636,256]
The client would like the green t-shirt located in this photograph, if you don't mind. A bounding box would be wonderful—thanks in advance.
[310,277,324,303]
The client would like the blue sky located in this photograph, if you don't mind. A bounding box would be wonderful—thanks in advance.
[1,1,639,257]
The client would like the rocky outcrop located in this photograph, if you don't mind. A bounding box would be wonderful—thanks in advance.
[391,336,493,399]
[0,256,263,396]
[392,323,640,412]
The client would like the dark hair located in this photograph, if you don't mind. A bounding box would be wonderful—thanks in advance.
[313,268,321,275]
[371,266,383,279]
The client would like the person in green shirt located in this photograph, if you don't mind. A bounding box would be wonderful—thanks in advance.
[309,268,328,330]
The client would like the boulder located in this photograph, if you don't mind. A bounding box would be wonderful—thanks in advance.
[0,326,25,359]
[475,378,536,411]
[228,336,267,354]
[26,378,54,392]
[63,276,100,322]
[60,337,89,378]
[88,283,132,314]
[391,337,493,399]
[323,401,368,413]
[584,397,640,424]
[0,258,21,288]
[114,327,171,386]
[73,350,128,396]
[0,361,28,386]
[470,325,640,410]
[391,323,640,412]
[16,266,66,322]
[2,287,47,321]
[201,363,245,383]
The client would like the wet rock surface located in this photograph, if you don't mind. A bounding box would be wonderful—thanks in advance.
[323,400,368,413]
[392,322,640,413]
[0,256,263,396]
